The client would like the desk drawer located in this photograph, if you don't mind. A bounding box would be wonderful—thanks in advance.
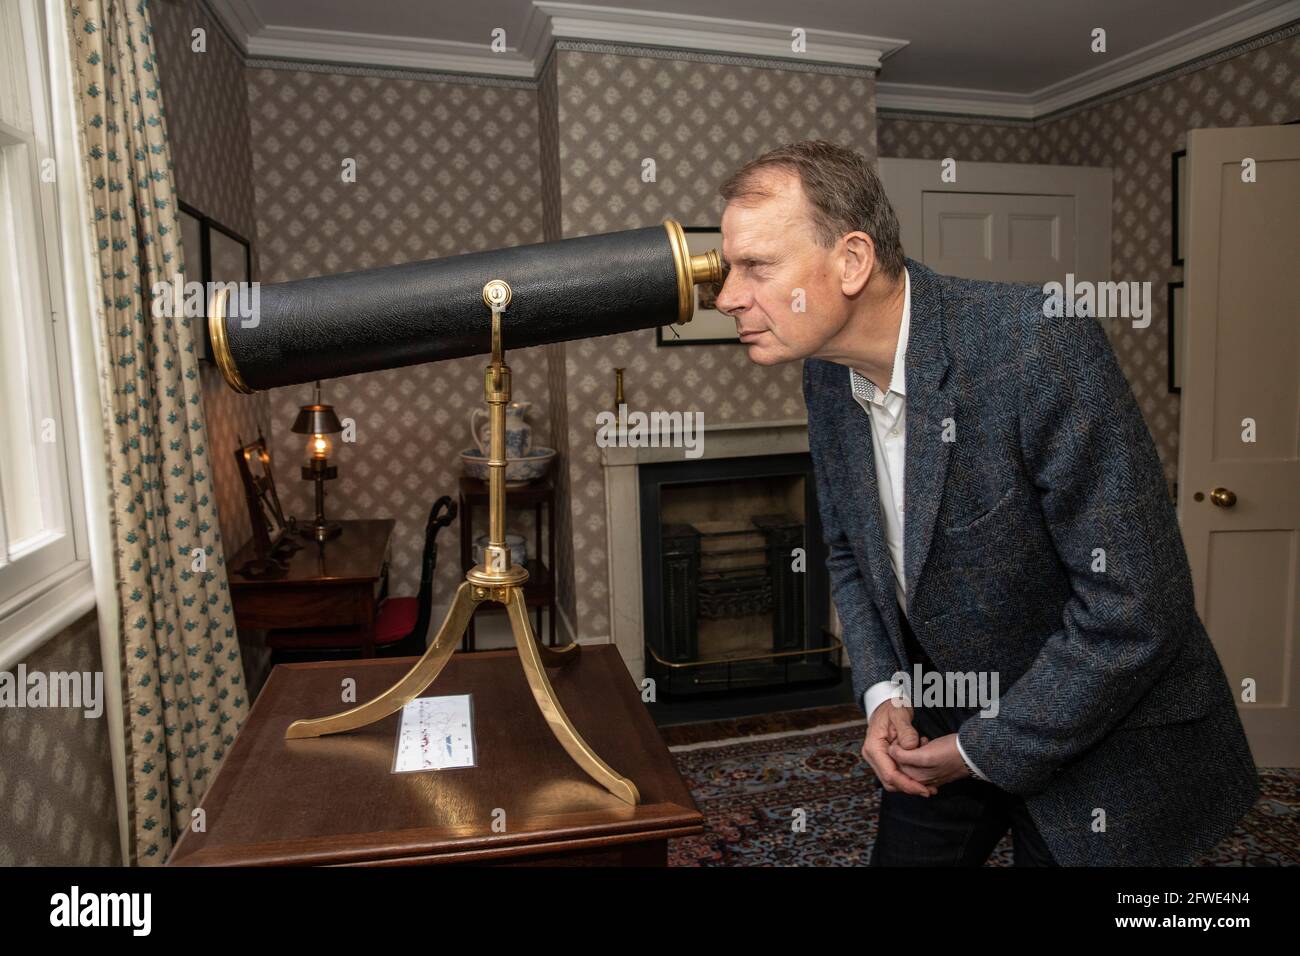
[232,585,363,630]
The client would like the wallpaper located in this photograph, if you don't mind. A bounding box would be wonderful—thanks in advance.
[878,30,1300,491]
[551,47,877,641]
[0,611,120,866]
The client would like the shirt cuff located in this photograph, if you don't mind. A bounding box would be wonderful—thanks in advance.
[863,679,908,721]
[955,730,991,782]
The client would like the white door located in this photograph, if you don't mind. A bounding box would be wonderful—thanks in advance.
[879,158,1111,284]
[1179,124,1300,767]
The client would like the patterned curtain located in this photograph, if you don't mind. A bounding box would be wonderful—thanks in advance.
[65,0,248,864]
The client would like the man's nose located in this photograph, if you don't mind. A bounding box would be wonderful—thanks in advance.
[714,271,746,317]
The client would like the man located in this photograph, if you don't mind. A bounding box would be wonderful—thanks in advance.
[713,139,1259,866]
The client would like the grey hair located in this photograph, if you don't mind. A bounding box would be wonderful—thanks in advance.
[719,140,905,280]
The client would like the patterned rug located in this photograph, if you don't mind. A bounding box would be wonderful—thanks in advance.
[666,721,1300,866]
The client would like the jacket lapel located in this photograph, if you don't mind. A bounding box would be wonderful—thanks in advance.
[901,260,954,621]
[827,365,900,623]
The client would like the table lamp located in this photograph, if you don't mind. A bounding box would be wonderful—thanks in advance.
[208,219,723,806]
[291,381,344,542]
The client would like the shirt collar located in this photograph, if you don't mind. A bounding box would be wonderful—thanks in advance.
[849,266,911,406]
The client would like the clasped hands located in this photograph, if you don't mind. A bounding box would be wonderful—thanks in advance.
[862,698,971,796]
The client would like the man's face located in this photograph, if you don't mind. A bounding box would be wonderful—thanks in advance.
[715,170,849,366]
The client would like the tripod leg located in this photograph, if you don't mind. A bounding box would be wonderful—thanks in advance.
[285,580,482,739]
[537,638,579,668]
[506,587,640,805]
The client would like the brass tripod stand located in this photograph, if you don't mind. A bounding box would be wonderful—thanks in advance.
[284,277,640,806]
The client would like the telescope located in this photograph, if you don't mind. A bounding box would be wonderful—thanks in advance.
[208,219,724,393]
[210,219,725,806]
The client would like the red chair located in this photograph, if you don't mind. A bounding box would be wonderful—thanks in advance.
[267,497,457,663]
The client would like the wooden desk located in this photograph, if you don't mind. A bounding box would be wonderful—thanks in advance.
[228,519,394,657]
[168,646,704,866]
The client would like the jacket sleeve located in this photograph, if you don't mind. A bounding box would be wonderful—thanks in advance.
[804,363,901,717]
[955,295,1196,794]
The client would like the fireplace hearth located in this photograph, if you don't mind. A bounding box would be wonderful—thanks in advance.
[640,452,837,698]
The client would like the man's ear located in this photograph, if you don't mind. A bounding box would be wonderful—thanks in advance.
[841,231,876,296]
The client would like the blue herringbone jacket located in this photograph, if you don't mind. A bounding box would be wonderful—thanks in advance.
[803,258,1259,866]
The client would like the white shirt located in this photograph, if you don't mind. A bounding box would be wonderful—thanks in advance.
[848,268,988,783]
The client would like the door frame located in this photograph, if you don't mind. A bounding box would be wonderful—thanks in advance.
[878,157,1112,282]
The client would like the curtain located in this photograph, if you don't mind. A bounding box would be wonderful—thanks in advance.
[65,0,248,864]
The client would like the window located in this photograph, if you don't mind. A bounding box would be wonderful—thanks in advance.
[0,0,91,657]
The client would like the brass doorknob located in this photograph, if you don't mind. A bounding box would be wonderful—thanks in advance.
[1210,487,1237,508]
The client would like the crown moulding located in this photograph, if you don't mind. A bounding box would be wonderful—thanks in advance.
[876,0,1300,121]
[207,0,1300,117]
[205,0,906,77]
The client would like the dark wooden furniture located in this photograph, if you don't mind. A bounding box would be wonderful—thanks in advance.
[228,518,394,658]
[167,646,705,866]
[458,476,556,648]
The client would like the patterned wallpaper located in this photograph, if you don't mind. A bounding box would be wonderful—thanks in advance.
[245,67,551,607]
[0,611,120,866]
[879,30,1300,490]
[551,47,877,641]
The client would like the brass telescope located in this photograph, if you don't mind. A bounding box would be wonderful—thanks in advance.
[210,220,724,805]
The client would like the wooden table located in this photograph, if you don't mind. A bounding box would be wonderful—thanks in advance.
[227,519,394,657]
[168,645,705,866]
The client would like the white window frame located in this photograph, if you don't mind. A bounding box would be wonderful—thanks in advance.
[0,0,93,666]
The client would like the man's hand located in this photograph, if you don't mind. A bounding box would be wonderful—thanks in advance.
[889,733,971,789]
[863,700,939,797]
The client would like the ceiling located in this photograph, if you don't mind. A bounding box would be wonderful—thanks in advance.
[218,0,1299,115]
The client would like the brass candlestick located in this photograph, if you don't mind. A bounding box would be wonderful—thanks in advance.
[283,279,640,806]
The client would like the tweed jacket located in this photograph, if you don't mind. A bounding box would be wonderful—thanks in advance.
[803,258,1259,866]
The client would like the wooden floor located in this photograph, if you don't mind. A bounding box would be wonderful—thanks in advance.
[657,703,863,747]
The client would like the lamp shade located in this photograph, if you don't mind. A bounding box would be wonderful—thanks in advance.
[291,403,343,435]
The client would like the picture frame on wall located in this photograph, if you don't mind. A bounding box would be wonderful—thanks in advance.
[178,201,253,363]
[1167,281,1185,394]
[1171,149,1188,267]
[656,227,737,346]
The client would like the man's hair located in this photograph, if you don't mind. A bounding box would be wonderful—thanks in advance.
[719,140,905,280]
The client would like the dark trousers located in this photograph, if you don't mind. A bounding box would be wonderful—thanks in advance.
[869,609,1058,867]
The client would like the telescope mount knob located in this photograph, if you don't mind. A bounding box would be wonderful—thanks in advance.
[483,279,512,311]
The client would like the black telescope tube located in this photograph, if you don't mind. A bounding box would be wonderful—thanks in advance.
[210,223,705,392]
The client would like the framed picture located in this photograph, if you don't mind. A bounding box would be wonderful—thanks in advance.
[178,201,253,363]
[234,433,289,559]
[1171,149,1187,267]
[656,227,737,346]
[1167,282,1185,394]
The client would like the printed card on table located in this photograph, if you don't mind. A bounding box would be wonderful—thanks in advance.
[392,694,477,773]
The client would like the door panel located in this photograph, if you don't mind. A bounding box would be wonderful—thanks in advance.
[1180,124,1300,766]
[921,192,1075,283]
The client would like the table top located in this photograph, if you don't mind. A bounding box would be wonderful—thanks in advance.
[167,644,704,865]
[227,518,394,588]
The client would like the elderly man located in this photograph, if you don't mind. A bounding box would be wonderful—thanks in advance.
[712,139,1258,866]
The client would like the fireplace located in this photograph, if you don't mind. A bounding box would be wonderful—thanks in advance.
[639,453,836,697]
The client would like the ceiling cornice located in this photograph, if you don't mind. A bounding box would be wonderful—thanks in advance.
[206,0,1299,114]
[521,2,906,69]
[876,0,1300,120]
[205,0,904,77]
